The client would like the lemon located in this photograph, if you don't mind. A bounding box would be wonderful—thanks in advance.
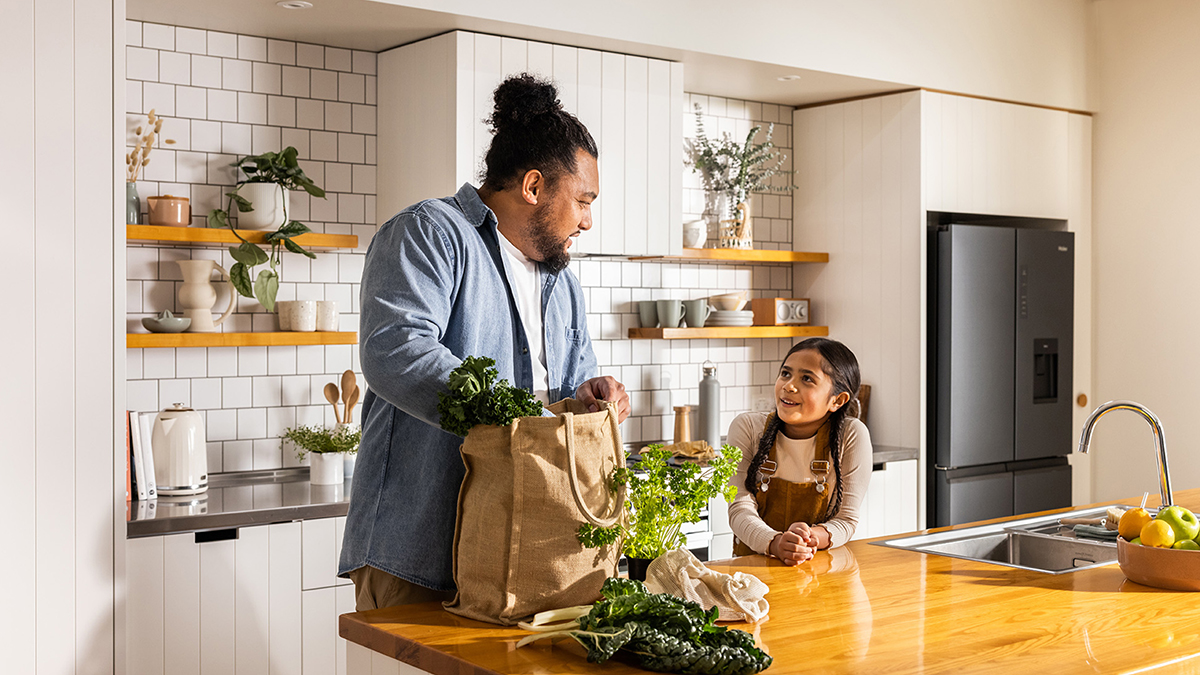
[1141,519,1177,548]
[1119,508,1153,540]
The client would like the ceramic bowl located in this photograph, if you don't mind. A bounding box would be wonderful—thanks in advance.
[1117,536,1200,590]
[709,292,747,311]
[142,311,191,333]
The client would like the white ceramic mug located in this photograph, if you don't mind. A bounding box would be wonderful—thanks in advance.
[316,300,338,332]
[293,300,317,332]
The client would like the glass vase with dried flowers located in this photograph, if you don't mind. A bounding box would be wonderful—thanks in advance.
[125,109,175,224]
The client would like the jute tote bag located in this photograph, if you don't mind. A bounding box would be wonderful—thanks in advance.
[444,398,627,625]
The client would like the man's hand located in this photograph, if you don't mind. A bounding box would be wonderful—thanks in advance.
[576,376,630,422]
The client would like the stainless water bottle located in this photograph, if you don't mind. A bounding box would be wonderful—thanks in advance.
[698,361,721,449]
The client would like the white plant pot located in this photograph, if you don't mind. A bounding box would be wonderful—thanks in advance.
[309,452,345,485]
[238,183,288,230]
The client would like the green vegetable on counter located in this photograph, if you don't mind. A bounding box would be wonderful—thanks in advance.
[517,578,772,675]
[578,444,741,560]
[437,356,543,436]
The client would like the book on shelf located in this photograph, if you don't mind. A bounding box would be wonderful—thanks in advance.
[137,412,158,500]
[125,414,131,503]
[128,411,158,501]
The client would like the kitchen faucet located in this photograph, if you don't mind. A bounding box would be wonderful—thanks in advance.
[1078,400,1174,507]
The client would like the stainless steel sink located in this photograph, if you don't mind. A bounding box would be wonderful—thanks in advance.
[873,507,1120,574]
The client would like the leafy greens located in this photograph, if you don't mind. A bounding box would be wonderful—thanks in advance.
[518,578,772,675]
[437,356,543,436]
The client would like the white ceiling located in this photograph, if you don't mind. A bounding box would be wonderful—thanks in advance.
[127,0,907,107]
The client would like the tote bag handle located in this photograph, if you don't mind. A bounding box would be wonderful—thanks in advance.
[563,402,627,528]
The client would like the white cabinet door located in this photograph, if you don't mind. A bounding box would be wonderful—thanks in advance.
[379,32,682,256]
[127,520,307,675]
[923,91,1069,219]
[853,459,919,540]
[302,515,351,590]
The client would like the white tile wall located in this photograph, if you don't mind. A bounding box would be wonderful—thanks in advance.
[127,22,796,470]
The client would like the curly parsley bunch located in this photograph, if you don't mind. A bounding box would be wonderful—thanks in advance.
[437,356,544,436]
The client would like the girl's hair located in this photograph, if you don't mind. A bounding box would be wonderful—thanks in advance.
[481,74,598,192]
[745,337,862,522]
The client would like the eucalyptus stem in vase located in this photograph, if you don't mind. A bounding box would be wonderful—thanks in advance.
[206,147,326,312]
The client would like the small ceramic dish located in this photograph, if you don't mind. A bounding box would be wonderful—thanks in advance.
[142,310,191,333]
[709,292,747,311]
[1117,536,1200,591]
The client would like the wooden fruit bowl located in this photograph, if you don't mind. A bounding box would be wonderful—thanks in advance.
[1118,536,1200,591]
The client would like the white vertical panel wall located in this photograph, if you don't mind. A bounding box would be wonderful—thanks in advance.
[793,91,925,526]
[793,91,924,455]
[0,0,120,673]
[377,31,681,257]
[1068,113,1094,506]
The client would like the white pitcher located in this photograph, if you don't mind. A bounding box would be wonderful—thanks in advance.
[176,259,236,332]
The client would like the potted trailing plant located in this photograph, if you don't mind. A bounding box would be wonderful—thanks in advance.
[282,424,361,485]
[578,443,741,581]
[688,103,795,249]
[207,147,326,312]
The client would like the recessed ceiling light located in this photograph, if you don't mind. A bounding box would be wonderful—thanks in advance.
[777,75,803,82]
[276,0,313,8]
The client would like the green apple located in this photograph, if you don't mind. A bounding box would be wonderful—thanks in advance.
[1131,537,1142,545]
[1174,540,1200,551]
[1156,505,1200,542]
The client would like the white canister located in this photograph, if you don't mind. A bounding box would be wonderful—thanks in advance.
[343,452,357,479]
[293,300,317,332]
[237,183,288,230]
[316,300,338,331]
[309,452,344,485]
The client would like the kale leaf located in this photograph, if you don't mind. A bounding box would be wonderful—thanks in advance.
[521,578,772,675]
[437,356,543,436]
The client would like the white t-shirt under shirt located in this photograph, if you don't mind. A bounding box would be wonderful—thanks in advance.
[497,231,550,404]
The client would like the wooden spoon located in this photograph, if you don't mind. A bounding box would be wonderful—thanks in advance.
[345,385,360,424]
[341,370,356,416]
[324,382,342,424]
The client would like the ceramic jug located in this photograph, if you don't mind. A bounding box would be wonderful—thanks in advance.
[176,259,236,332]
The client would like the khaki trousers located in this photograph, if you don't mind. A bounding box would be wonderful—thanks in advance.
[348,566,456,612]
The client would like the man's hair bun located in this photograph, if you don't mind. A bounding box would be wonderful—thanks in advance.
[489,74,562,131]
[481,73,597,192]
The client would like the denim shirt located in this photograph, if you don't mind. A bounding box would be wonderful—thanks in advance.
[338,183,599,591]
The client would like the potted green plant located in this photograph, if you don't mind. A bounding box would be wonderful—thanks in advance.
[578,443,741,581]
[207,147,326,312]
[688,103,795,249]
[282,424,361,485]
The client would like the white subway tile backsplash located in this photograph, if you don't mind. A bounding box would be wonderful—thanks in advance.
[237,91,267,124]
[267,95,296,127]
[253,61,282,95]
[338,194,365,224]
[325,345,352,374]
[267,39,296,66]
[338,133,365,163]
[192,377,222,410]
[143,347,176,379]
[128,380,159,414]
[296,43,324,69]
[175,150,208,183]
[127,80,142,114]
[176,348,207,379]
[253,376,283,408]
[208,88,238,122]
[310,69,338,100]
[127,46,158,81]
[281,375,310,406]
[222,58,252,91]
[238,35,267,62]
[224,440,255,472]
[126,20,142,47]
[159,49,190,85]
[142,81,175,117]
[159,379,191,408]
[338,253,364,283]
[266,407,296,441]
[325,47,352,72]
[267,346,297,376]
[176,27,206,54]
[142,23,175,51]
[296,345,325,374]
[324,101,352,132]
[310,130,338,161]
[208,31,237,59]
[338,72,365,104]
[282,66,310,98]
[237,408,267,439]
[251,124,280,154]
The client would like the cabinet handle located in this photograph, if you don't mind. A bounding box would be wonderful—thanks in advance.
[195,528,239,544]
[1077,393,1088,408]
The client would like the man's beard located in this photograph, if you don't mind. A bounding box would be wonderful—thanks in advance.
[528,202,572,274]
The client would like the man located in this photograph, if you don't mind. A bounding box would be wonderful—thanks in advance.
[339,73,630,611]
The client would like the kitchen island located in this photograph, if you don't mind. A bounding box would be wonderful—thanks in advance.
[339,490,1200,674]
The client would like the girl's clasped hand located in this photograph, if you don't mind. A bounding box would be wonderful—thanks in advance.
[770,523,820,565]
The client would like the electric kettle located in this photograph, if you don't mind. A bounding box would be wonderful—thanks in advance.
[151,403,208,495]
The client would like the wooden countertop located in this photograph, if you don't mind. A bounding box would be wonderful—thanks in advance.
[340,490,1200,674]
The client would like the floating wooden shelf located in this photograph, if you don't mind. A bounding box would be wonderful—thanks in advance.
[629,248,829,263]
[627,325,829,340]
[127,331,357,348]
[127,225,358,249]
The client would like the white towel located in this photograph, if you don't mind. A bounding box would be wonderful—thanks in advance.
[644,548,770,622]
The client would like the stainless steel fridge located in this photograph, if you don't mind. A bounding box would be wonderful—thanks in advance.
[928,223,1074,527]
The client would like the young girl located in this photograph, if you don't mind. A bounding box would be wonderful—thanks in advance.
[727,338,872,565]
